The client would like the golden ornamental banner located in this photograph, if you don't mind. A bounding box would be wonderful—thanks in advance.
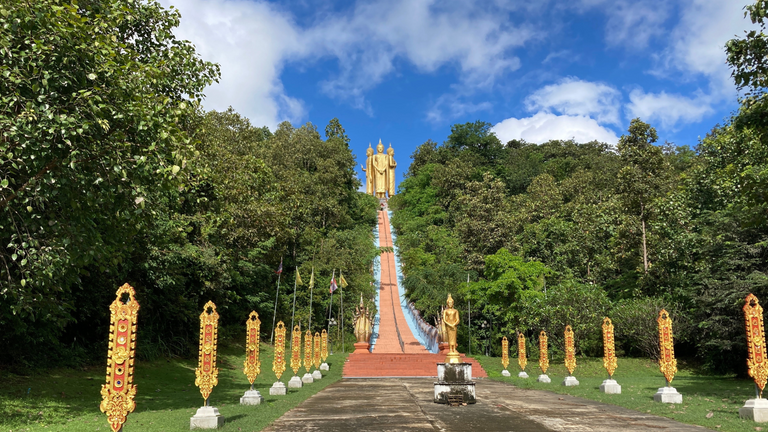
[744,294,768,396]
[313,332,322,369]
[304,330,313,373]
[272,321,286,381]
[100,283,139,432]
[564,325,576,375]
[602,317,617,378]
[291,325,302,375]
[195,301,220,402]
[501,336,509,370]
[539,330,549,374]
[657,309,677,384]
[321,329,329,362]
[243,311,261,385]
[518,332,527,371]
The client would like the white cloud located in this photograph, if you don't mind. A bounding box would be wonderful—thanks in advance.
[626,89,713,129]
[621,0,753,129]
[526,77,621,125]
[161,0,534,127]
[426,94,493,124]
[493,112,619,145]
[576,0,671,49]
[161,0,306,128]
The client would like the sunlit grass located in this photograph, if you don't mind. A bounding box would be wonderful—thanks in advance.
[1,343,347,432]
[476,354,761,432]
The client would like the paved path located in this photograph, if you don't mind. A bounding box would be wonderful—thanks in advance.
[264,379,708,432]
[372,210,429,354]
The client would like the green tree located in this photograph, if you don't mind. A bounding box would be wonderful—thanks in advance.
[726,0,768,100]
[616,119,670,274]
[0,0,218,354]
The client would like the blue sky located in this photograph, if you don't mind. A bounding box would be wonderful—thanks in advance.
[161,0,755,188]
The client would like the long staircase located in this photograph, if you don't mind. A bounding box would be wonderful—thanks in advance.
[343,210,487,378]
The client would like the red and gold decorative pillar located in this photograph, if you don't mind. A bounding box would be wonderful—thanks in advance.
[100,283,139,432]
[243,311,261,388]
[195,301,220,404]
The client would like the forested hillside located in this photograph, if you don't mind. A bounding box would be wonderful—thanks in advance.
[0,0,378,366]
[391,2,768,373]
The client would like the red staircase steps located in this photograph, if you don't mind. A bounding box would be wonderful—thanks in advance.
[343,353,488,378]
[347,209,488,378]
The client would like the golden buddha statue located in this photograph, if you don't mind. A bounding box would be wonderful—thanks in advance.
[362,140,396,200]
[387,144,396,197]
[443,294,461,364]
[361,145,374,196]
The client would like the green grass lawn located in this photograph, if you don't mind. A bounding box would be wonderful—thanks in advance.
[1,343,348,432]
[475,354,762,432]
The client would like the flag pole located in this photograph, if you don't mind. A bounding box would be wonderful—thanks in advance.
[308,268,314,332]
[270,258,283,345]
[341,281,345,353]
[290,266,298,346]
[328,269,335,354]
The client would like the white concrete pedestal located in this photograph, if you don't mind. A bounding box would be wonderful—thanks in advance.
[320,362,329,371]
[740,398,768,422]
[288,375,303,388]
[301,373,314,384]
[654,386,682,403]
[190,406,225,430]
[537,374,551,383]
[312,370,323,380]
[240,389,264,405]
[269,381,286,396]
[600,379,622,394]
[518,371,529,378]
[434,362,476,404]
[501,369,511,377]
[562,376,579,386]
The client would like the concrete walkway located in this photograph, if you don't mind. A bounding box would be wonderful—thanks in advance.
[264,379,708,432]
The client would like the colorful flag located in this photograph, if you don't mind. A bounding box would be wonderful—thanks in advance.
[339,272,348,288]
[296,269,303,286]
[309,268,315,288]
[329,275,338,294]
[276,258,283,275]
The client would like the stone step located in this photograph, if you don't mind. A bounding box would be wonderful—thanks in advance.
[343,353,488,378]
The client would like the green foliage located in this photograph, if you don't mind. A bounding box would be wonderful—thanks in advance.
[393,37,768,375]
[726,0,768,98]
[0,0,218,360]
[0,2,377,366]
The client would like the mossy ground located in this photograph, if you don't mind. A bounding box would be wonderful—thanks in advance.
[1,344,347,432]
